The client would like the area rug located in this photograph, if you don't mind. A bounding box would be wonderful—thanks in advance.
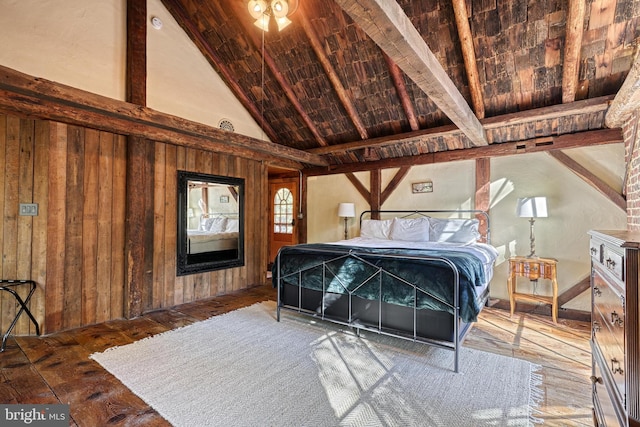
[90,301,541,426]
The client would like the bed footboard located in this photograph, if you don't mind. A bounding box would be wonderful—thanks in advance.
[275,247,487,373]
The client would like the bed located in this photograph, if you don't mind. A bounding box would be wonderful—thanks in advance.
[273,210,498,372]
[187,213,239,254]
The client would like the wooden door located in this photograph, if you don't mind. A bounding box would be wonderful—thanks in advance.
[269,180,298,264]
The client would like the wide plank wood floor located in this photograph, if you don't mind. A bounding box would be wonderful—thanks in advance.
[0,283,592,426]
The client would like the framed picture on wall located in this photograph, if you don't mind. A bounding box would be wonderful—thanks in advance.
[412,181,433,193]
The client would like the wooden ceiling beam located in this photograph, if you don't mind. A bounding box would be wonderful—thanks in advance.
[606,50,640,127]
[160,0,280,143]
[297,3,369,140]
[452,0,485,119]
[309,96,614,156]
[228,2,328,147]
[334,0,488,147]
[381,166,410,204]
[304,128,622,175]
[383,54,420,131]
[562,0,586,103]
[0,65,324,168]
[547,150,626,211]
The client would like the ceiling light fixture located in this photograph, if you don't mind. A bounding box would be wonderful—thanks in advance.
[247,0,298,32]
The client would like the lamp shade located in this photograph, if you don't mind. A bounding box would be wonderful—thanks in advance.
[516,197,548,218]
[338,203,355,218]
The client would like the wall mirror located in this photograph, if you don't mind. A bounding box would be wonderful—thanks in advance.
[177,171,244,276]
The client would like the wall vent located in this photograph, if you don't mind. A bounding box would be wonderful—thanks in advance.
[218,119,235,132]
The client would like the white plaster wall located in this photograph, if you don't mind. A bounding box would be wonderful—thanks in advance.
[0,0,265,139]
[146,0,266,139]
[307,148,627,312]
[0,0,126,100]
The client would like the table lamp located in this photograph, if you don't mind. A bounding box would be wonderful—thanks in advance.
[516,197,547,257]
[338,203,355,240]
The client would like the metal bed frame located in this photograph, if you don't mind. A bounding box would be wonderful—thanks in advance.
[275,209,491,373]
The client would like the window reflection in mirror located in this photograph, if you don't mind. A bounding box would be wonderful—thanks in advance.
[177,171,244,276]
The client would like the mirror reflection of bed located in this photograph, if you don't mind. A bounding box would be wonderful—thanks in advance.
[185,179,240,265]
[187,212,239,264]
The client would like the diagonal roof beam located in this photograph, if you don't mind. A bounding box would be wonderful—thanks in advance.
[606,49,640,127]
[228,1,328,147]
[452,0,485,119]
[383,53,420,131]
[297,2,369,140]
[334,0,488,146]
[562,0,586,103]
[160,0,279,143]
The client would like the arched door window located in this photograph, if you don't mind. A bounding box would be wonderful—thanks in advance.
[274,188,293,234]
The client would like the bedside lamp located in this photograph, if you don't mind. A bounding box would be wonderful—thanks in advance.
[517,197,548,258]
[338,203,355,240]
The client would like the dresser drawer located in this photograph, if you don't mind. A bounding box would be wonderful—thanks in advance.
[593,267,626,348]
[603,247,625,282]
[592,351,626,427]
[594,305,626,401]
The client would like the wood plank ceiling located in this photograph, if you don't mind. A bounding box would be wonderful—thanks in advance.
[160,0,640,170]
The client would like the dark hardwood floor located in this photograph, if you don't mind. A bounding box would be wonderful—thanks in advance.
[0,283,592,426]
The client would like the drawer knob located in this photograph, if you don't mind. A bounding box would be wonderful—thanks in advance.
[593,286,602,297]
[590,375,603,384]
[592,321,601,333]
[590,247,597,255]
[606,258,616,268]
[611,311,624,327]
[611,358,624,375]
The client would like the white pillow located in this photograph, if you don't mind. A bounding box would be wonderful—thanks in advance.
[225,218,239,233]
[389,217,430,242]
[204,217,228,233]
[360,219,393,239]
[429,218,480,244]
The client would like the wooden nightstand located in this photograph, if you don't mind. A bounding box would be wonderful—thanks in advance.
[508,256,558,323]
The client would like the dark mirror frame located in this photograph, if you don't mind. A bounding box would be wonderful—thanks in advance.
[176,171,245,276]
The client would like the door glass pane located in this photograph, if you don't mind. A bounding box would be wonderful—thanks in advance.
[274,188,293,234]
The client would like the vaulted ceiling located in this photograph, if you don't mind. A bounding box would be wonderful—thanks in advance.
[160,0,640,171]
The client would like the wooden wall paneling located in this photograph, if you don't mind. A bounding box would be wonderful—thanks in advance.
[162,144,177,308]
[124,135,148,318]
[45,122,67,333]
[143,138,155,312]
[152,142,166,310]
[15,118,35,334]
[1,116,19,333]
[110,134,126,320]
[82,129,100,326]
[182,149,197,303]
[0,116,5,281]
[31,120,49,334]
[96,131,115,323]
[235,156,247,292]
[63,126,84,330]
[173,145,186,306]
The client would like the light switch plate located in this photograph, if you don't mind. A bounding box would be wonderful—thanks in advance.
[19,203,38,216]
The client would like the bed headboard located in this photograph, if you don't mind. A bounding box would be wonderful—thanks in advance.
[360,209,491,244]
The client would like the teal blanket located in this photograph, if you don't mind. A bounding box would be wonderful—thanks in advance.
[273,243,487,323]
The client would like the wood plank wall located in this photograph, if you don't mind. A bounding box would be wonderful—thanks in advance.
[0,113,268,335]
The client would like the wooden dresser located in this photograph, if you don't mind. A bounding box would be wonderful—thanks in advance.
[589,230,640,427]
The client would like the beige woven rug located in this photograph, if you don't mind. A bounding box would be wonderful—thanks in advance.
[90,301,540,426]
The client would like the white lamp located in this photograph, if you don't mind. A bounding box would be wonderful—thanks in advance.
[516,197,548,257]
[338,203,355,240]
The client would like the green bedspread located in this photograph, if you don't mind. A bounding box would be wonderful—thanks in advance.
[273,243,488,323]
